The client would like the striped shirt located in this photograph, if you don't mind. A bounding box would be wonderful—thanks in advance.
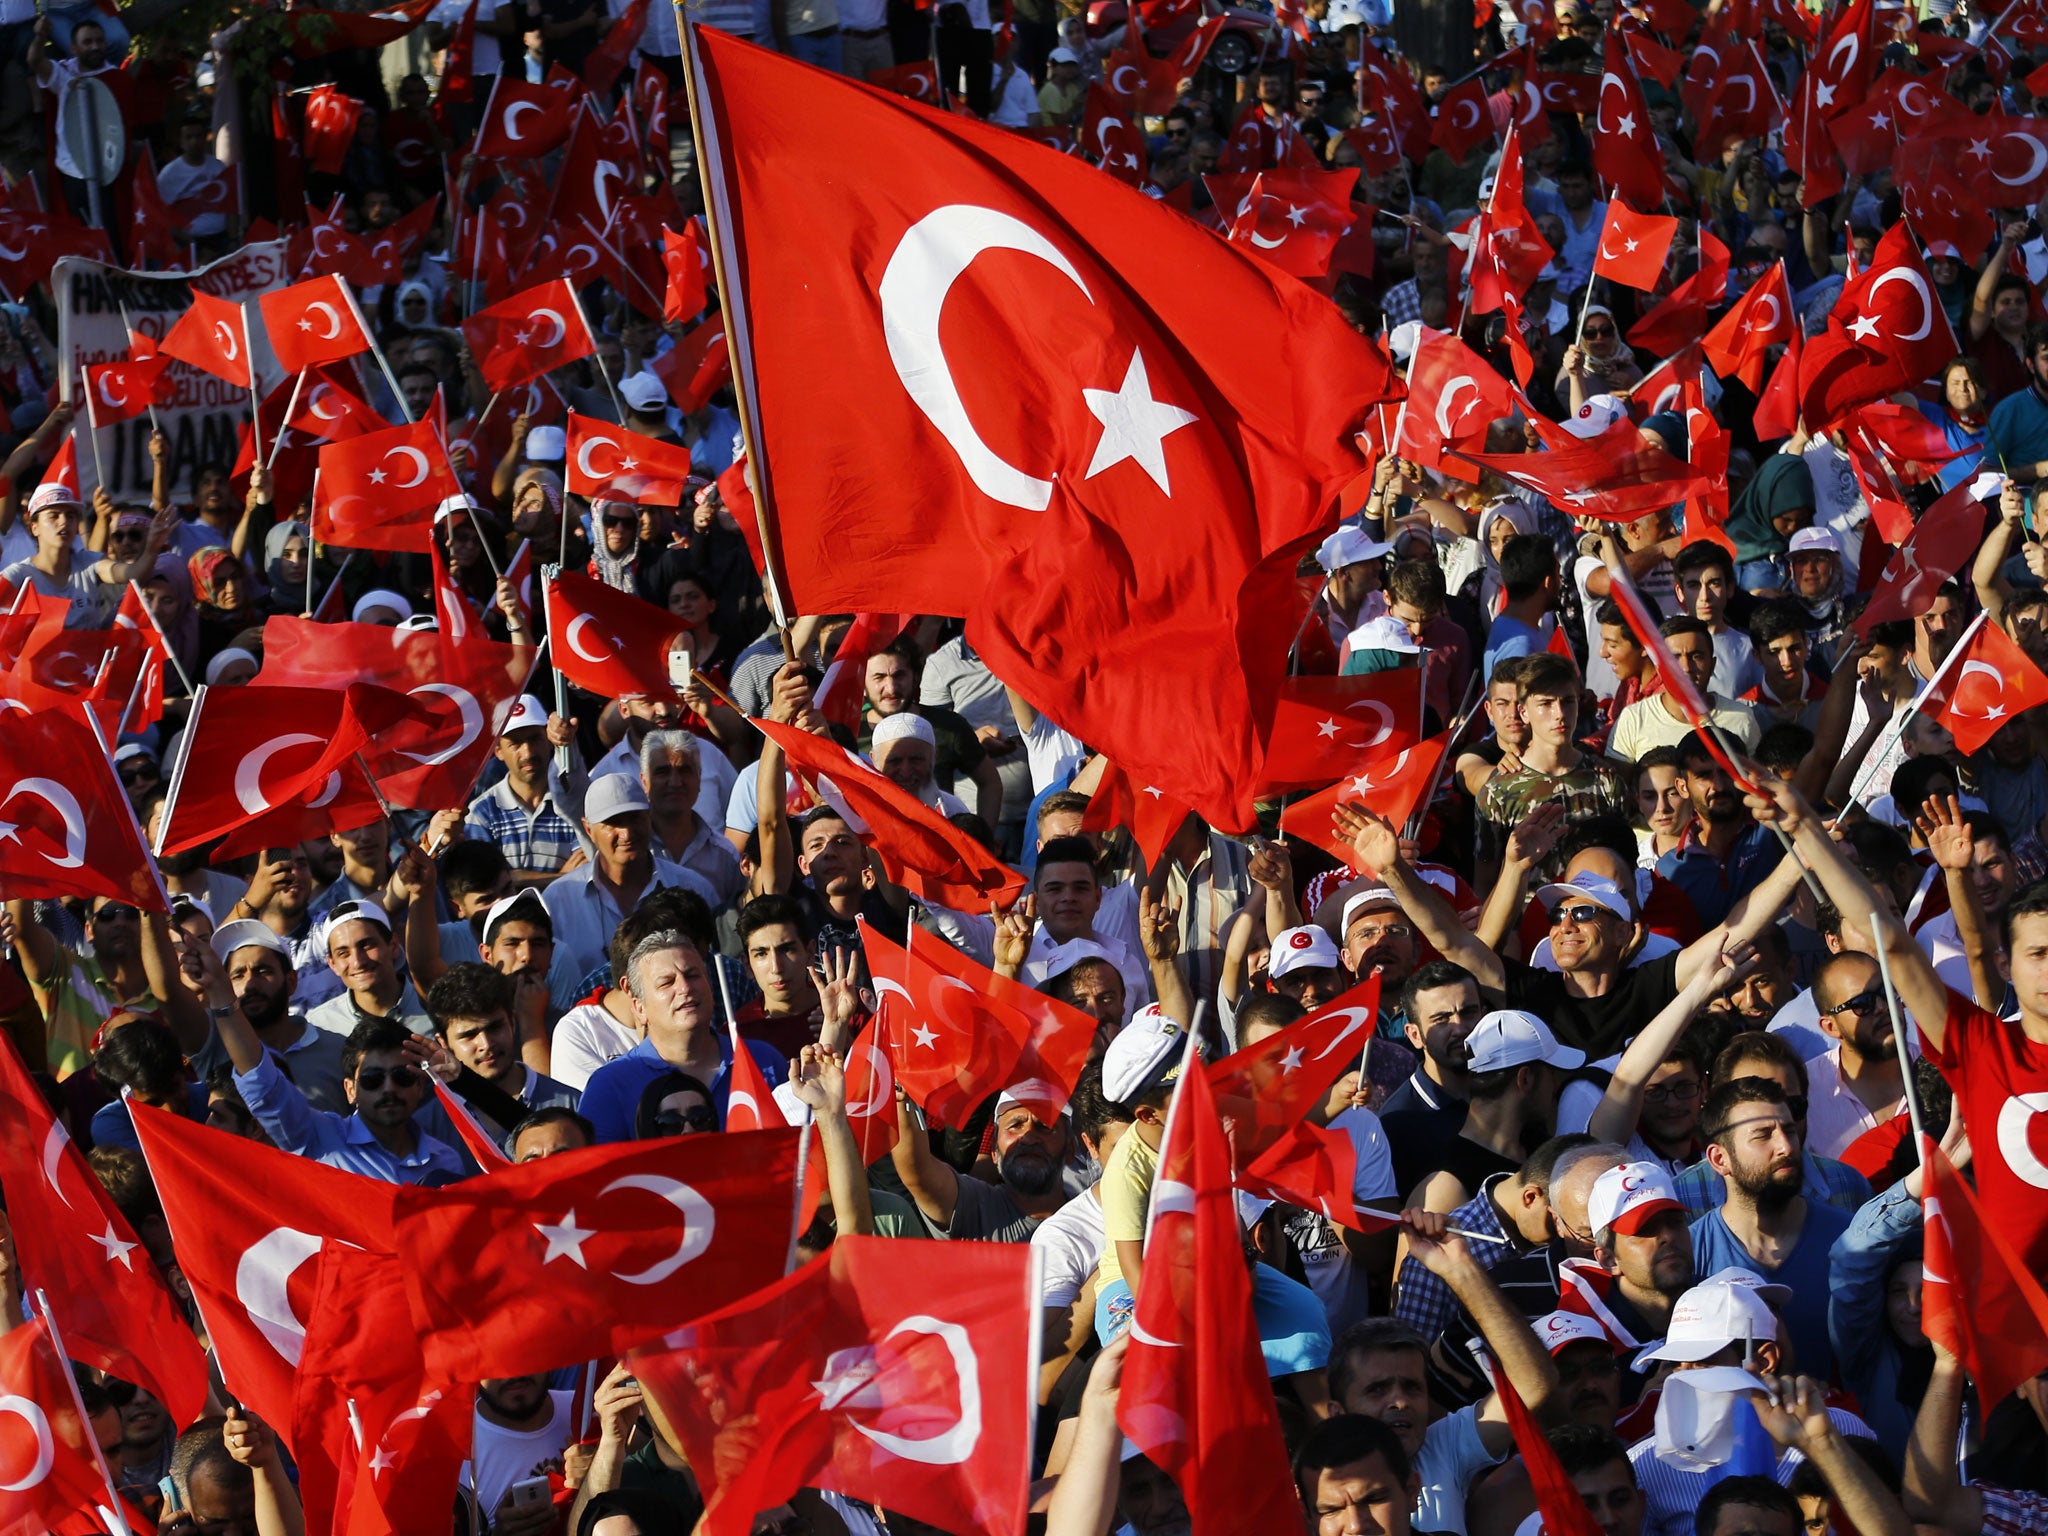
[1984,1488,2048,1536]
[465,778,582,875]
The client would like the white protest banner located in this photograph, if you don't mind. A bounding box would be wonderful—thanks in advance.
[54,240,290,503]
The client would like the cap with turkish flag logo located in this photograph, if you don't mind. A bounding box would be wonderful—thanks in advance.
[1588,1161,1685,1236]
[1533,1311,1620,1356]
[1639,1278,1779,1362]
[1267,925,1343,978]
[1101,1004,1187,1103]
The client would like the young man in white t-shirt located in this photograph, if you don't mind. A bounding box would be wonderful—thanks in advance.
[468,1376,573,1531]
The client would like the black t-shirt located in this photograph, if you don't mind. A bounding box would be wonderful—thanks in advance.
[1480,952,1684,1060]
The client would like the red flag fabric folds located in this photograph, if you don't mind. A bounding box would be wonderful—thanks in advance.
[0,707,163,909]
[1259,672,1424,792]
[691,26,1396,833]
[544,568,688,700]
[391,1128,806,1379]
[0,1317,125,1534]
[1920,1132,2048,1412]
[461,278,597,392]
[159,289,251,388]
[1932,612,2048,753]
[636,1235,1035,1536]
[259,274,375,376]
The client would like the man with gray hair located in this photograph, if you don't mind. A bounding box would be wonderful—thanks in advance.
[575,929,785,1142]
[640,728,744,904]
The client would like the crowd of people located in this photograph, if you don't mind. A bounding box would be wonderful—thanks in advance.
[0,0,2046,1532]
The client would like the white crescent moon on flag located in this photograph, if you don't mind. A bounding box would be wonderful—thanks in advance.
[502,100,540,141]
[0,1397,53,1492]
[1435,376,1479,438]
[527,308,568,349]
[575,432,620,482]
[1865,267,1933,342]
[309,384,340,420]
[1345,698,1396,748]
[307,301,345,340]
[600,1174,715,1285]
[215,321,240,360]
[879,204,1094,513]
[1750,292,1782,332]
[1956,659,2005,712]
[1997,132,2048,188]
[848,1317,984,1466]
[97,372,127,408]
[565,614,611,664]
[234,1227,323,1363]
[397,684,484,766]
[382,445,432,489]
[1,779,88,868]
[235,734,325,815]
[40,1122,72,1208]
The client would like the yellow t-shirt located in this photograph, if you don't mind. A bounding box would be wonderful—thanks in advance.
[1094,1127,1160,1292]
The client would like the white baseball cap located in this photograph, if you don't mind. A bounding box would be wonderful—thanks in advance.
[1340,886,1402,937]
[1387,320,1423,363]
[1102,1004,1185,1103]
[620,371,668,412]
[1562,393,1628,439]
[498,693,550,736]
[525,424,566,461]
[585,773,651,823]
[1786,527,1841,558]
[482,887,553,947]
[320,898,393,953]
[1532,1311,1618,1356]
[1535,872,1635,922]
[1465,1009,1585,1073]
[1588,1161,1686,1237]
[211,918,292,963]
[1268,924,1343,979]
[1700,1265,1792,1308]
[1344,615,1421,655]
[1048,44,1081,62]
[1318,525,1395,574]
[1639,1278,1780,1363]
[1040,936,1119,981]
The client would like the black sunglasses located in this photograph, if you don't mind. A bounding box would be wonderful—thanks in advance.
[117,763,158,784]
[354,1067,421,1091]
[654,1106,717,1134]
[92,903,139,922]
[1824,988,1885,1019]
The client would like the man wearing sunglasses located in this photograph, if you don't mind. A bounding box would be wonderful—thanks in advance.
[1802,953,1907,1161]
[190,925,464,1182]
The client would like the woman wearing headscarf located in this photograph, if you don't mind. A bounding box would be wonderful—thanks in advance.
[261,520,310,616]
[1464,496,1545,621]
[1556,303,1645,408]
[188,547,259,666]
[587,498,643,594]
[135,550,200,692]
[1724,449,1816,593]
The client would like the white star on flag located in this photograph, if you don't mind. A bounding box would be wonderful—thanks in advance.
[534,1209,596,1267]
[1082,350,1198,496]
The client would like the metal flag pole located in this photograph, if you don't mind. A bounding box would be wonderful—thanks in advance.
[1871,917,1926,1148]
[676,12,796,653]
[126,579,195,694]
[267,369,308,470]
[562,281,627,425]
[35,1289,135,1534]
[115,301,163,436]
[240,303,265,465]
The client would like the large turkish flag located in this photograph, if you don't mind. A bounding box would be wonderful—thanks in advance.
[690,28,1396,832]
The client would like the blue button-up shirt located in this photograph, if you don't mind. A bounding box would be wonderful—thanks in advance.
[542,856,721,980]
[1657,819,1780,929]
[581,1034,788,1143]
[233,1053,468,1184]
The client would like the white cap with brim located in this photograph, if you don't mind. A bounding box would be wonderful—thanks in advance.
[1340,886,1401,938]
[211,918,292,963]
[525,425,567,462]
[1700,1265,1793,1308]
[1533,1311,1618,1356]
[26,481,84,514]
[1343,615,1421,655]
[1563,394,1628,439]
[1039,937,1118,982]
[498,694,550,736]
[1102,1004,1185,1103]
[482,888,553,947]
[585,773,651,823]
[1638,1279,1780,1363]
[1268,924,1343,978]
[1318,525,1396,574]
[1786,527,1840,558]
[319,898,393,953]
[620,372,668,412]
[1536,872,1635,922]
[1465,1009,1586,1073]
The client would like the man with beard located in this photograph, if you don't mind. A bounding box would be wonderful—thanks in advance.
[891,1079,1072,1243]
[470,1375,573,1536]
[1802,954,1908,1160]
[1687,1079,1851,1381]
[1586,1162,1695,1350]
[1657,734,1781,928]
[193,921,349,1113]
[1380,962,1480,1123]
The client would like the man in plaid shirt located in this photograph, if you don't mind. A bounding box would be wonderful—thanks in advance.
[465,696,584,883]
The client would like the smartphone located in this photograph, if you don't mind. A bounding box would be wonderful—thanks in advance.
[158,1475,184,1514]
[667,643,694,691]
[508,1476,552,1508]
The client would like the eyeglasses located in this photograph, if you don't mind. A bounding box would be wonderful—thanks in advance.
[1548,903,1614,927]
[1824,988,1885,1018]
[353,1067,421,1091]
[91,904,139,922]
[1582,324,1617,339]
[1349,922,1413,945]
[109,526,147,542]
[117,763,158,784]
[654,1106,718,1134]
[1643,1078,1701,1103]
[601,513,637,527]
